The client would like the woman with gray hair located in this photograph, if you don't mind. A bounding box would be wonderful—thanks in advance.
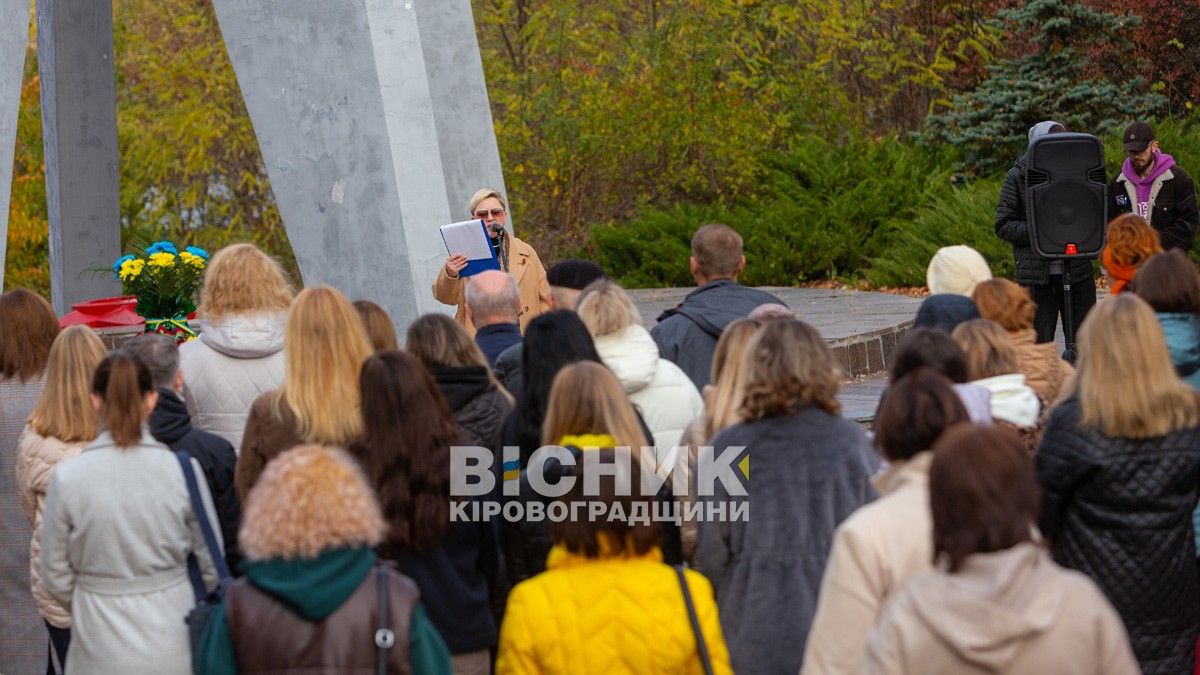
[433,188,550,335]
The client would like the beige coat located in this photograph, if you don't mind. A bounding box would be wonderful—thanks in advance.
[1009,328,1074,403]
[40,430,221,674]
[432,234,551,336]
[800,452,935,675]
[16,427,89,628]
[864,543,1139,675]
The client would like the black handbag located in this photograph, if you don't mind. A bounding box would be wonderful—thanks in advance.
[176,451,234,654]
[375,566,396,675]
[675,564,715,675]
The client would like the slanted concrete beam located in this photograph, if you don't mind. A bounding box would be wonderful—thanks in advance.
[0,1,29,287]
[212,0,455,329]
[414,0,510,230]
[37,0,121,312]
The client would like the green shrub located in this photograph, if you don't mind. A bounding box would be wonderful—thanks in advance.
[586,135,959,287]
[865,178,1012,287]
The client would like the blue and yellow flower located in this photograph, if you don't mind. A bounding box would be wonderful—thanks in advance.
[148,252,176,267]
[112,254,135,279]
[146,241,178,256]
[179,251,205,269]
[184,246,208,260]
[118,257,145,281]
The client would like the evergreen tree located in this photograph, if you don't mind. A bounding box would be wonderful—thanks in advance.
[925,0,1164,174]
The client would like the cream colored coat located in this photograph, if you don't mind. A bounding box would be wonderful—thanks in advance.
[1009,328,1074,403]
[15,427,89,628]
[432,234,551,336]
[864,543,1139,675]
[40,430,221,674]
[800,452,935,675]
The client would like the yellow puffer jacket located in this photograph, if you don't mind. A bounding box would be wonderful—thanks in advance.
[496,544,733,675]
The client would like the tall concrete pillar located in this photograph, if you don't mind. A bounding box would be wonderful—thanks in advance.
[37,0,121,313]
[212,0,455,328]
[413,0,510,230]
[0,1,29,287]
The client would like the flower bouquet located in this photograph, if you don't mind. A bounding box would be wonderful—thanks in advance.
[112,241,208,343]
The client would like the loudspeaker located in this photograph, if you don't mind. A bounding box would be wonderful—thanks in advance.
[1025,132,1108,259]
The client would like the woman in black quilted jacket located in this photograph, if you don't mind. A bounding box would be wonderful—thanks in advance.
[1037,293,1200,675]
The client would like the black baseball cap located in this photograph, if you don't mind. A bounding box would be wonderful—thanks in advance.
[1123,121,1155,152]
[546,259,607,290]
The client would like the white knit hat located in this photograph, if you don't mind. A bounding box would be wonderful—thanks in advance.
[926,245,993,296]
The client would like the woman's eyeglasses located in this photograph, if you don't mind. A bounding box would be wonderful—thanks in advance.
[475,208,506,218]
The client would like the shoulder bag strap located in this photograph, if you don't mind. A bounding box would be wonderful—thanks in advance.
[175,450,233,595]
[375,566,395,675]
[675,564,714,675]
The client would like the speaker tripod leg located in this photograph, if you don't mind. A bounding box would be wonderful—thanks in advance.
[1061,277,1077,364]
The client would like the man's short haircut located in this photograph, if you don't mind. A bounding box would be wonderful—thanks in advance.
[122,332,180,390]
[691,224,744,278]
[465,271,521,325]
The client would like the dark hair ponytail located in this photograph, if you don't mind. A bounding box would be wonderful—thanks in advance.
[92,352,154,447]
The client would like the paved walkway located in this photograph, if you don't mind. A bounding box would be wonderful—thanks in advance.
[628,287,925,424]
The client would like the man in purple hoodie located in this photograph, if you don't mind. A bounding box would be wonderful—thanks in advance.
[1109,120,1198,251]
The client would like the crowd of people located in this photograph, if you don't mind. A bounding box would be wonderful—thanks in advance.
[0,171,1199,675]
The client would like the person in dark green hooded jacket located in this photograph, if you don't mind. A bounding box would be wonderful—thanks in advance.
[195,444,451,674]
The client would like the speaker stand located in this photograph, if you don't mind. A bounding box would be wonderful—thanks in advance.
[1060,270,1080,362]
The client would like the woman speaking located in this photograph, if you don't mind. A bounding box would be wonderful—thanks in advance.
[433,188,550,335]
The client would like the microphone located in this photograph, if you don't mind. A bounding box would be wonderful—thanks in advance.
[489,221,505,235]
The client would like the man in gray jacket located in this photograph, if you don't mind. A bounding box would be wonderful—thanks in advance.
[651,223,788,387]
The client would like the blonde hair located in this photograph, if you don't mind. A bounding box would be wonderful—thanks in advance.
[198,244,294,323]
[972,279,1036,332]
[404,313,513,405]
[951,319,1019,380]
[576,280,641,338]
[353,300,399,352]
[239,445,385,560]
[541,361,647,449]
[277,286,374,444]
[741,320,842,420]
[704,319,761,440]
[1064,294,1200,438]
[28,325,107,442]
[468,188,507,216]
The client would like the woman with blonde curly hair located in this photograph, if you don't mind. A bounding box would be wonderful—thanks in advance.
[1101,213,1162,295]
[15,325,106,673]
[235,285,374,502]
[971,278,1074,402]
[196,445,451,674]
[697,319,876,675]
[1038,294,1200,675]
[180,243,294,451]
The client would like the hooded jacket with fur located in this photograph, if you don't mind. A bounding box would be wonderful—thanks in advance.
[1109,155,1198,251]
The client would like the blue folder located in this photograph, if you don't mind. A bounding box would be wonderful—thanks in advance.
[441,219,502,277]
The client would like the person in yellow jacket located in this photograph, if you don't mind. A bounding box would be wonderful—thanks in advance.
[433,188,551,336]
[495,445,732,675]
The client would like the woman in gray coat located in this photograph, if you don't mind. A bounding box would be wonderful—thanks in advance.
[697,320,877,675]
[40,353,221,674]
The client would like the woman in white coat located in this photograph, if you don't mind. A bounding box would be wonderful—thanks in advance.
[40,353,221,674]
[576,280,703,459]
[179,243,294,451]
